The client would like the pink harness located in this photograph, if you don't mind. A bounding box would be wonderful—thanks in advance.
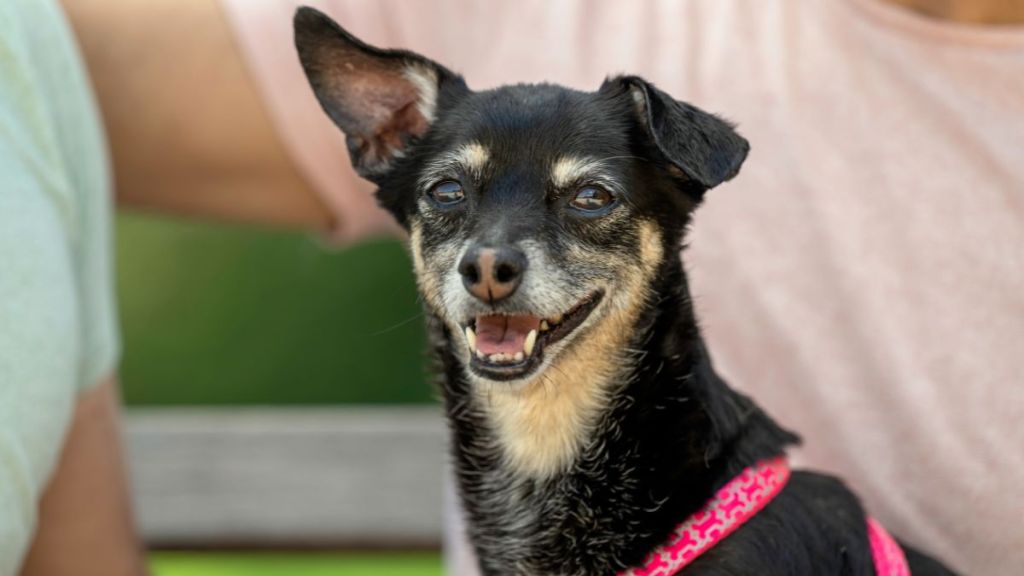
[619,458,910,576]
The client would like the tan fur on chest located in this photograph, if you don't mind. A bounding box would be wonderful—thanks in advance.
[478,328,625,478]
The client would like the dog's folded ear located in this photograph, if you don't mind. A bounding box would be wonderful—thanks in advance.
[294,7,465,180]
[604,76,750,194]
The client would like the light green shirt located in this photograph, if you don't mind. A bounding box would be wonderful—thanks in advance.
[0,0,120,572]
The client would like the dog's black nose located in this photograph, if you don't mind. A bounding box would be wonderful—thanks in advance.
[458,246,526,303]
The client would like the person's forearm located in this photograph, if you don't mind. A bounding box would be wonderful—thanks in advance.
[884,0,1024,24]
[19,376,147,576]
[61,0,333,229]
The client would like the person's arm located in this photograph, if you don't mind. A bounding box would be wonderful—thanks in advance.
[20,4,349,573]
[19,376,146,576]
[885,0,1024,24]
[61,0,333,230]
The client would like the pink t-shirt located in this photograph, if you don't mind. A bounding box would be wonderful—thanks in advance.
[222,1,1024,574]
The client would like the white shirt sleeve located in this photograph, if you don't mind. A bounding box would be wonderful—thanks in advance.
[0,0,120,572]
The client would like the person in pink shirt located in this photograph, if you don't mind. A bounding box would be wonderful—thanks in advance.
[19,0,1022,574]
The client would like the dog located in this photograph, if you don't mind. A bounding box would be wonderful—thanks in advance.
[294,8,958,575]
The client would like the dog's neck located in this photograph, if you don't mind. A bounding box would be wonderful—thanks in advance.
[429,245,799,575]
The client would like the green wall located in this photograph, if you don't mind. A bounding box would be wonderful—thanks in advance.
[116,213,433,405]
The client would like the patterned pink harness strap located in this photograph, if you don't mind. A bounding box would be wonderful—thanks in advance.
[619,458,910,576]
[867,517,911,576]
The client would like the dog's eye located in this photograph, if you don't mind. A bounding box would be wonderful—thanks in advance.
[569,186,614,212]
[429,180,465,205]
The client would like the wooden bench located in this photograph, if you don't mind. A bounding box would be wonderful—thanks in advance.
[125,406,447,548]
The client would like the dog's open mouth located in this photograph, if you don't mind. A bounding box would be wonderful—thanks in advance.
[463,291,603,381]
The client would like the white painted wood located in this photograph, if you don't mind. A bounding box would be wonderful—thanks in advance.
[124,406,448,547]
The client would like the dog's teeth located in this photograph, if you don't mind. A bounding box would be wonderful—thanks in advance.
[524,329,537,357]
[476,349,486,360]
[484,352,522,364]
[540,320,550,331]
[551,313,564,324]
[465,326,477,351]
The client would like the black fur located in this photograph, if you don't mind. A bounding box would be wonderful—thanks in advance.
[431,241,952,575]
[619,76,750,192]
[294,8,958,575]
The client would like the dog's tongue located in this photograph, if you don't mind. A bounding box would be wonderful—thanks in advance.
[475,315,541,355]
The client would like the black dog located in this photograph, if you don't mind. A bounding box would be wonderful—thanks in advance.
[294,8,958,575]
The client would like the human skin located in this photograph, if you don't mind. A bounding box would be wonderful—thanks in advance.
[886,0,1024,24]
[19,378,145,576]
[22,1,1022,575]
[60,0,333,230]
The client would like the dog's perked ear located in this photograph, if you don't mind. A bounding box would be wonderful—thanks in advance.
[605,76,750,194]
[293,7,465,180]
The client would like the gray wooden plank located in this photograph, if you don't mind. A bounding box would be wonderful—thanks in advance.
[124,406,448,547]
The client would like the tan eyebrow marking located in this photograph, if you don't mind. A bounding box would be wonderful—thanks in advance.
[456,142,490,173]
[419,142,491,189]
[551,155,608,188]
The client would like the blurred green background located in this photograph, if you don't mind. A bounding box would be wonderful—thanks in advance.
[120,213,440,573]
[116,212,434,406]
[150,552,442,576]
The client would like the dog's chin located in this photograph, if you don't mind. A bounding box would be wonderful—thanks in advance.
[459,291,604,386]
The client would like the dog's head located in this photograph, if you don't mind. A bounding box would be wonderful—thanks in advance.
[295,8,748,389]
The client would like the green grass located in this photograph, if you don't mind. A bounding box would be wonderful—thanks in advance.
[116,213,433,405]
[149,552,442,576]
